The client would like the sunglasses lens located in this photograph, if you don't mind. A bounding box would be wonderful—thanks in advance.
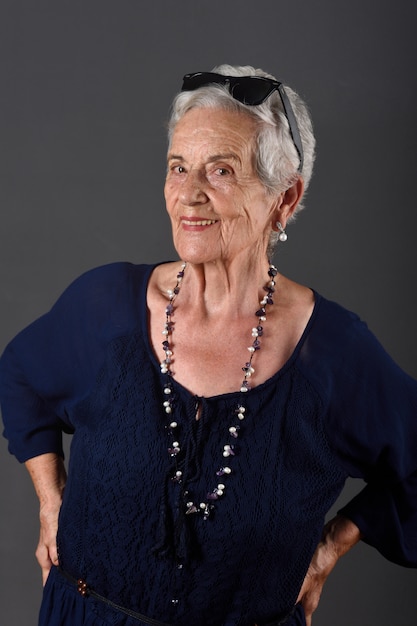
[231,78,275,105]
[182,73,223,91]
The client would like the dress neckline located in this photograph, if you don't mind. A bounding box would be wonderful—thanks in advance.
[139,262,322,401]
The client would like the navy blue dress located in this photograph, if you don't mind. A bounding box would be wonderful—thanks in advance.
[1,263,417,626]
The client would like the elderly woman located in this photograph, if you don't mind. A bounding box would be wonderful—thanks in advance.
[1,64,417,626]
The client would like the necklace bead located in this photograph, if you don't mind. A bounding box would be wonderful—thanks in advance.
[161,262,277,519]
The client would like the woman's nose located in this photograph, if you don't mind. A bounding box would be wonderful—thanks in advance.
[179,170,208,205]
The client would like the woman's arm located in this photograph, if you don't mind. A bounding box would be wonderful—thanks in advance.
[296,515,362,626]
[25,453,67,585]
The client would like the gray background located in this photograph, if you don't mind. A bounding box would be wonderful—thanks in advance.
[1,1,417,624]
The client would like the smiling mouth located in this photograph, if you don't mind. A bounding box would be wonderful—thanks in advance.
[181,219,218,226]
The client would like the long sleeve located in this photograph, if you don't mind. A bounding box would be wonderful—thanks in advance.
[299,296,417,566]
[0,263,152,462]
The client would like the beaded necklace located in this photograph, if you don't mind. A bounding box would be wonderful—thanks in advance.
[160,262,277,520]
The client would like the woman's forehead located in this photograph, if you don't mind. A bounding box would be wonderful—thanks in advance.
[169,107,257,159]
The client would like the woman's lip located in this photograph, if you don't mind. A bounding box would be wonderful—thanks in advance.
[181,218,218,227]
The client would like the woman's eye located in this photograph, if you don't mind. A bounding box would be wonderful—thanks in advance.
[217,168,229,175]
[168,164,186,174]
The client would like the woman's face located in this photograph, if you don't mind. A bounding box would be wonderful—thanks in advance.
[164,107,280,266]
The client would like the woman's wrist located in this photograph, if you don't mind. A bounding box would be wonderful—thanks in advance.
[322,514,363,560]
[25,453,67,506]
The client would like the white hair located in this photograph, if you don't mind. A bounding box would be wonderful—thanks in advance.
[168,64,316,251]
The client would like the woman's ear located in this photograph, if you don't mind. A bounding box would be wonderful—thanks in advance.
[272,177,304,230]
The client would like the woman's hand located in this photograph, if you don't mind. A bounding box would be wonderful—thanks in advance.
[296,515,362,625]
[25,453,67,585]
[36,499,62,584]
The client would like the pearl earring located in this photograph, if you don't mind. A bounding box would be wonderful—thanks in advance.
[276,222,288,242]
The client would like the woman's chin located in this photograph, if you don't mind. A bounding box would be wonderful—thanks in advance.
[173,242,220,265]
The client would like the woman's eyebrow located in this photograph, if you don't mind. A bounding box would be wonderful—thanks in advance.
[167,154,184,162]
[206,153,241,164]
[167,152,241,164]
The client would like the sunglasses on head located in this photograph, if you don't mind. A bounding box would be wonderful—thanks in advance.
[181,72,304,173]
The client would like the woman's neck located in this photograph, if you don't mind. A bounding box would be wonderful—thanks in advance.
[173,256,274,320]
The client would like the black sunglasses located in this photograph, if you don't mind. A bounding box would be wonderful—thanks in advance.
[181,72,304,173]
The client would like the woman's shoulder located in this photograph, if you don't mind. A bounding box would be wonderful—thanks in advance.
[298,289,412,394]
[62,261,157,294]
[309,291,369,346]
[3,262,167,354]
[277,277,369,346]
[49,261,168,313]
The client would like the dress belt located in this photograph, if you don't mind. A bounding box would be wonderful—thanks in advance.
[58,567,171,625]
[57,567,295,626]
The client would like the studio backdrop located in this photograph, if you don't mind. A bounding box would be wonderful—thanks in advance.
[1,1,416,625]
